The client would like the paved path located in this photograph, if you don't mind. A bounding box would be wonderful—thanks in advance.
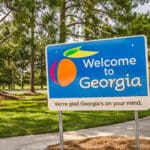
[0,117,150,150]
[5,90,47,94]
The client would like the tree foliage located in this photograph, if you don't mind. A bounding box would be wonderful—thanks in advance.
[0,0,149,90]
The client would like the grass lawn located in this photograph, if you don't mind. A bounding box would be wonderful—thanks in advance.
[0,93,150,138]
[1,85,47,91]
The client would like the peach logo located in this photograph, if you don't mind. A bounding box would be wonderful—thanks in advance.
[50,46,98,87]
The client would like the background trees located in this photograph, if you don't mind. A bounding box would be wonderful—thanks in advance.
[0,0,149,91]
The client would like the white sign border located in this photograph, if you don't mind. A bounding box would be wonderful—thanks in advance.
[46,35,150,110]
[48,96,150,110]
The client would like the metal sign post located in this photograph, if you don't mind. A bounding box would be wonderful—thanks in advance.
[134,111,140,150]
[58,111,64,150]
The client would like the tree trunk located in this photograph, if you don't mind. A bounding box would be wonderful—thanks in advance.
[84,2,90,40]
[21,68,24,90]
[30,38,35,93]
[13,62,17,90]
[59,0,66,43]
[40,50,44,89]
[30,2,35,93]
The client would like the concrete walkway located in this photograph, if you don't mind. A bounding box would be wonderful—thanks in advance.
[0,116,150,150]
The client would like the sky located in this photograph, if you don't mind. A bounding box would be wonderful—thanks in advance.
[134,2,150,14]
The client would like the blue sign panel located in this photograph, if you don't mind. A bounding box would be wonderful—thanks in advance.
[46,36,149,99]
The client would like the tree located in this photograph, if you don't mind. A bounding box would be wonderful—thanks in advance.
[0,0,149,91]
[9,0,37,92]
[30,0,36,93]
[128,13,150,44]
[34,40,46,89]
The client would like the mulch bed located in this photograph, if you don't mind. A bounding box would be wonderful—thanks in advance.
[45,136,150,150]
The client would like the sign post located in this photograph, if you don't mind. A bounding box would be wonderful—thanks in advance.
[134,111,140,150]
[58,111,64,150]
[46,35,149,149]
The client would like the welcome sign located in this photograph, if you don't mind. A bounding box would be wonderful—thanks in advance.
[46,35,149,110]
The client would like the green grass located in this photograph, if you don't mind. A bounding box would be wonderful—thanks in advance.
[0,94,150,138]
